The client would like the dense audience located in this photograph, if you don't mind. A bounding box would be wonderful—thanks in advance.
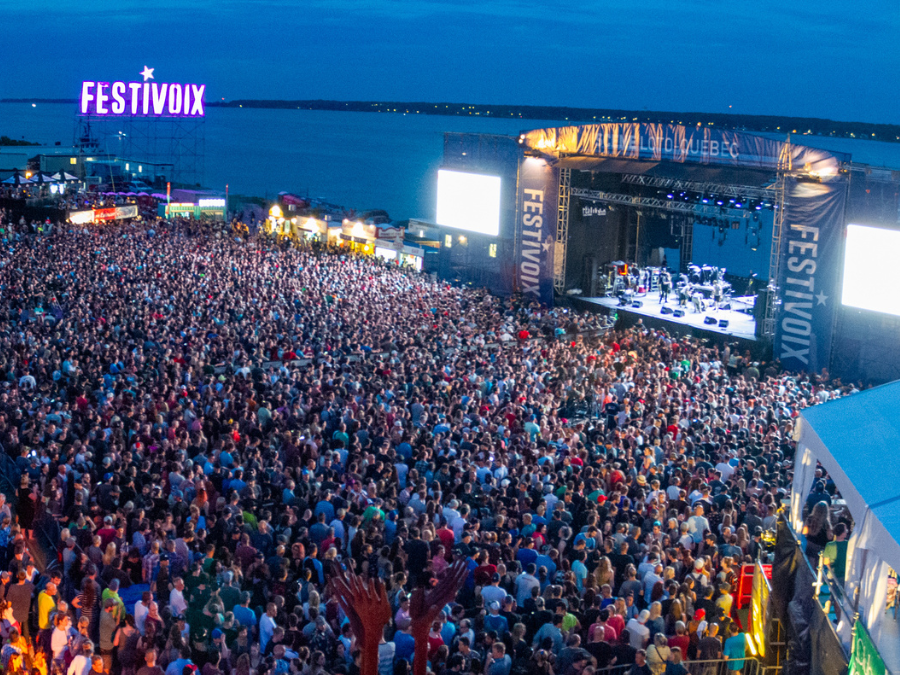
[0,210,854,675]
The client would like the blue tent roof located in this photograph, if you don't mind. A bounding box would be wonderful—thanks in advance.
[802,380,900,512]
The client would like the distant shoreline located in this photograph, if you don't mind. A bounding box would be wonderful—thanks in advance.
[3,98,899,142]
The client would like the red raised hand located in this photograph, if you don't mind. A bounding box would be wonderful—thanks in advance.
[329,565,392,675]
[409,561,468,675]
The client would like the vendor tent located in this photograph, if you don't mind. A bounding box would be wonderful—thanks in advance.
[1,170,31,185]
[791,380,900,665]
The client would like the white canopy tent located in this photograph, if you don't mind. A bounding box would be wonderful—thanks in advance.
[791,380,900,666]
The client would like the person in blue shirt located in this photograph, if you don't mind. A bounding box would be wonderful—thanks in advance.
[486,643,512,675]
[723,623,747,673]
[484,602,509,635]
[232,591,256,628]
[394,620,415,661]
[535,548,557,580]
[516,538,538,568]
[314,493,336,522]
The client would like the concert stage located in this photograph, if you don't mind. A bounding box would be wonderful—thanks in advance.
[574,293,757,342]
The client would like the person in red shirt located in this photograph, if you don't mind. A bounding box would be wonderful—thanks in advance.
[668,621,691,656]
[472,552,497,587]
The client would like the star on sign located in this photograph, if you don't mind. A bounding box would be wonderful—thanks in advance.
[815,291,828,306]
[542,240,552,252]
[140,66,155,82]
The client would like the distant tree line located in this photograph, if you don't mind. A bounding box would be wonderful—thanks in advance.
[0,136,39,147]
[208,99,900,142]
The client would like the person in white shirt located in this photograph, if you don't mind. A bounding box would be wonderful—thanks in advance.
[716,457,736,483]
[687,504,710,544]
[169,577,188,617]
[67,641,94,675]
[51,614,72,661]
[626,610,651,649]
[134,591,151,635]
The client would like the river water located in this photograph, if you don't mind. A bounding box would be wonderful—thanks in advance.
[3,102,900,220]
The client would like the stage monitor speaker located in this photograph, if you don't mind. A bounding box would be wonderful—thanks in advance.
[673,309,685,318]
[719,319,729,328]
[631,300,643,308]
[704,316,718,325]
[660,306,673,315]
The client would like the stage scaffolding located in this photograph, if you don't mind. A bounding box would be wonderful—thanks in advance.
[73,112,205,186]
[554,168,570,293]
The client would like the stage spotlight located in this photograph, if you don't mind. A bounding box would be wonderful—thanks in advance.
[716,200,724,206]
[735,202,742,208]
[667,194,674,199]
[702,198,709,204]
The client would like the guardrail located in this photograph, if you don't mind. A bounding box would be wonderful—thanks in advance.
[586,657,774,675]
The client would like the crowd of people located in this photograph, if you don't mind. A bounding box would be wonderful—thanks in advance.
[0,211,854,675]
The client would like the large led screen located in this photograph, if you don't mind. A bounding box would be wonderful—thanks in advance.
[436,169,501,236]
[842,224,900,317]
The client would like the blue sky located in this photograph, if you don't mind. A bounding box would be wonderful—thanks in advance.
[4,0,899,123]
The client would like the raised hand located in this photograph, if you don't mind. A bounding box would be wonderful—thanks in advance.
[409,561,468,675]
[328,564,392,675]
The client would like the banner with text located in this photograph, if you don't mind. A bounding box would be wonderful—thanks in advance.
[774,176,848,373]
[849,619,886,675]
[516,158,557,305]
[523,123,847,174]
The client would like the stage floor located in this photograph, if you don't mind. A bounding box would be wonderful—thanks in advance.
[579,293,757,341]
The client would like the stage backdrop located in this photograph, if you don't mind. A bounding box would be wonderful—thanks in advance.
[515,157,558,305]
[773,176,848,374]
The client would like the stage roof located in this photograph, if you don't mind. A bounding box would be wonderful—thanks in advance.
[522,122,846,178]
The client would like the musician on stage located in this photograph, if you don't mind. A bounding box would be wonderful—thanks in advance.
[659,270,671,303]
[712,281,723,310]
[692,291,705,314]
[679,282,690,307]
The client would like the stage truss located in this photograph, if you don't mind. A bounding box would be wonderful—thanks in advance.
[555,168,570,293]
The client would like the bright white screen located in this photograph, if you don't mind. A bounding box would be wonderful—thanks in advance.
[436,169,501,236]
[842,224,900,316]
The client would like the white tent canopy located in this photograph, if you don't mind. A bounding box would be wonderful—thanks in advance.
[791,380,900,662]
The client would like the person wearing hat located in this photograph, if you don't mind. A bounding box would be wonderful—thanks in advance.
[481,572,507,608]
[626,609,651,649]
[484,601,509,635]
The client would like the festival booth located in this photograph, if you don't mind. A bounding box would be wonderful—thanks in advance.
[69,204,139,224]
[293,216,327,242]
[334,220,377,254]
[161,198,225,220]
[372,225,425,270]
[789,381,900,675]
[372,224,421,269]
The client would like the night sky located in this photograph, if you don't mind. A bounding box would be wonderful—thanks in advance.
[5,0,899,123]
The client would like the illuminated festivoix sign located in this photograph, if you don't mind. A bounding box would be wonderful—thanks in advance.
[80,66,205,117]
